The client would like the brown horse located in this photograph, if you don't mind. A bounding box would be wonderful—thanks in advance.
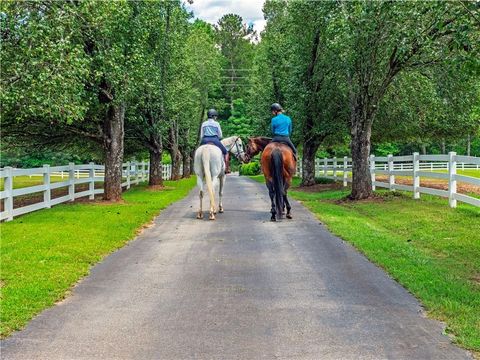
[246,137,296,221]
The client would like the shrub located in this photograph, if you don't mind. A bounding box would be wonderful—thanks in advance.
[315,177,336,184]
[239,161,260,176]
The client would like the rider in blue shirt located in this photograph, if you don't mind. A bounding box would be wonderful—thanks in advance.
[270,103,297,158]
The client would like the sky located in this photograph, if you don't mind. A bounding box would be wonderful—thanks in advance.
[185,0,267,35]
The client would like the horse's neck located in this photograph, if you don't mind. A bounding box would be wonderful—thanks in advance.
[257,137,272,150]
[222,136,237,150]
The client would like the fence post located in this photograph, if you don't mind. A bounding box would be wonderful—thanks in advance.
[448,152,457,208]
[126,161,131,189]
[4,167,13,221]
[323,158,328,177]
[413,152,420,199]
[343,156,348,187]
[370,155,376,191]
[388,154,395,191]
[89,162,95,200]
[132,161,138,185]
[43,164,51,208]
[333,157,337,181]
[138,162,142,183]
[68,163,75,201]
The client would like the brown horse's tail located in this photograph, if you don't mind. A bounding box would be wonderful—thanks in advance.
[271,149,284,219]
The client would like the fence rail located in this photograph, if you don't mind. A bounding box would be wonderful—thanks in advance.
[296,152,480,208]
[0,161,175,221]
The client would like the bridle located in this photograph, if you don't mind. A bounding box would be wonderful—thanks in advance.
[231,137,245,162]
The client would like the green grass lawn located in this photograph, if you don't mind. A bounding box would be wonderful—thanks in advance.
[0,177,196,338]
[250,174,480,354]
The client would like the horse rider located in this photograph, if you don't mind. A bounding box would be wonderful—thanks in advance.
[200,108,230,174]
[270,103,297,159]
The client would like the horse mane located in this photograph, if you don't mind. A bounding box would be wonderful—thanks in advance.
[246,136,272,160]
[251,137,272,150]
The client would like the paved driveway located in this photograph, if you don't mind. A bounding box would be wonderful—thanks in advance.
[1,175,471,359]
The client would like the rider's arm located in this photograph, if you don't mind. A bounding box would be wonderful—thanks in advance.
[289,119,292,136]
[200,124,205,140]
[217,122,223,139]
[271,118,275,135]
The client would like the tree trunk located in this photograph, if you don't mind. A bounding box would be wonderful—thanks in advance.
[168,120,182,180]
[103,103,125,201]
[181,149,191,178]
[190,149,195,174]
[350,111,373,200]
[149,149,163,186]
[467,134,471,156]
[301,138,320,186]
[421,144,427,155]
[441,139,446,154]
[170,148,182,180]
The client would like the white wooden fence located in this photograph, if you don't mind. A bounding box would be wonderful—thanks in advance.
[296,152,480,208]
[0,161,175,222]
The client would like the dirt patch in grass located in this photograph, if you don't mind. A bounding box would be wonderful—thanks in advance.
[297,183,343,193]
[376,176,480,195]
[470,274,480,287]
[334,194,386,205]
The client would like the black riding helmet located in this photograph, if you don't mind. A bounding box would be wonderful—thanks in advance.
[270,103,283,112]
[207,108,218,118]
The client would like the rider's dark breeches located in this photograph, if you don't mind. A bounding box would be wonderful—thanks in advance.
[272,136,297,155]
[200,136,228,155]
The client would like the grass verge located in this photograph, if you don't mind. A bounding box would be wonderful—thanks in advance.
[0,177,196,338]
[249,174,480,355]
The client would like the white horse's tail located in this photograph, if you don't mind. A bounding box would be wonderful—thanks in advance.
[202,149,215,210]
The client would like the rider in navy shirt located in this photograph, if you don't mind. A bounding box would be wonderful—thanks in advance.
[270,103,297,158]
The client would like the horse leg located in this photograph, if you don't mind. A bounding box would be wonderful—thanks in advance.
[196,175,205,219]
[218,174,225,213]
[197,190,204,219]
[284,193,292,219]
[266,181,276,221]
[209,177,218,220]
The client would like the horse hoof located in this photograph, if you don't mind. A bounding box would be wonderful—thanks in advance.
[286,214,293,219]
[271,217,276,222]
[197,213,203,219]
[219,207,224,213]
[209,213,215,220]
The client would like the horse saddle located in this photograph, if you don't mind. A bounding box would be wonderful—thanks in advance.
[272,140,297,161]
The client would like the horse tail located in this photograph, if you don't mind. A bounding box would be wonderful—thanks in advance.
[202,148,215,210]
[271,149,284,219]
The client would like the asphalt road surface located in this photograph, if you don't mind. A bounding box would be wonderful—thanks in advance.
[1,175,472,359]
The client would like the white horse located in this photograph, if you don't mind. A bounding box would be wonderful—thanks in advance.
[194,136,246,220]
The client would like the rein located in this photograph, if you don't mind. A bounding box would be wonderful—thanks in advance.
[231,137,245,161]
